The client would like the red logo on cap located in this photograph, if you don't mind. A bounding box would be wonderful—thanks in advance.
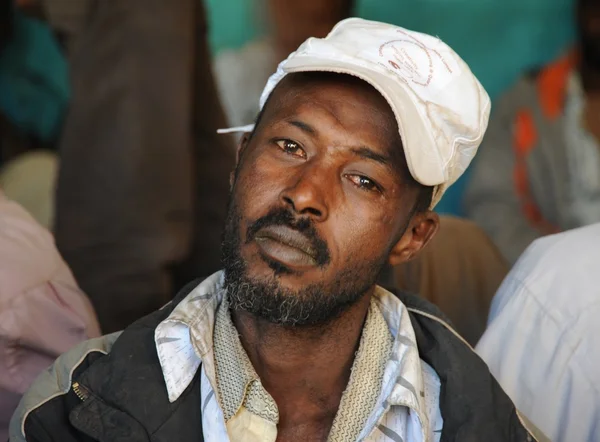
[379,30,453,87]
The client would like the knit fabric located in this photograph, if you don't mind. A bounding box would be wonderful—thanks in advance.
[213,295,393,441]
[213,298,279,424]
[327,299,394,442]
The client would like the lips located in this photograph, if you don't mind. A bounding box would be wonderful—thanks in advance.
[253,225,319,266]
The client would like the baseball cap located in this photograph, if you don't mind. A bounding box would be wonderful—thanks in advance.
[218,18,491,207]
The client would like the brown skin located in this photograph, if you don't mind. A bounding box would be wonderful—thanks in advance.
[228,74,438,441]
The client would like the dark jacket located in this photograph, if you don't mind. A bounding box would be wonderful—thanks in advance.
[9,281,544,442]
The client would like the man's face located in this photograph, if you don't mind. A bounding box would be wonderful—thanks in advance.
[222,73,433,326]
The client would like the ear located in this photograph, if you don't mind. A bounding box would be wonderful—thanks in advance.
[387,211,440,266]
[231,132,252,188]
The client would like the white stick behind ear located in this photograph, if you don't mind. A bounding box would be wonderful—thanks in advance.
[217,124,255,134]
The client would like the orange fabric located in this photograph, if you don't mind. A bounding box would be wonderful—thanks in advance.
[508,51,577,235]
[514,110,538,155]
[537,50,578,120]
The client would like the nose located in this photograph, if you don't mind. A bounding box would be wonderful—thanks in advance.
[280,167,329,221]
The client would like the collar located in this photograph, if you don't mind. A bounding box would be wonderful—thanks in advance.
[155,271,430,435]
[212,297,279,423]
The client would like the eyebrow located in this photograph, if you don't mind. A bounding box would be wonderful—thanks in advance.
[350,146,392,168]
[286,119,394,169]
[287,119,317,135]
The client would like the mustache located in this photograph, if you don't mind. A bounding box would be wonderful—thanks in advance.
[246,207,331,267]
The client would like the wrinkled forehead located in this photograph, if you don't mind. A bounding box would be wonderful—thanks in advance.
[261,72,401,143]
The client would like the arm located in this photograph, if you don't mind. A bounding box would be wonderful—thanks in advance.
[53,0,199,333]
[0,193,100,437]
[169,0,235,290]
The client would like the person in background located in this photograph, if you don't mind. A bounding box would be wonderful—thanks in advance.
[10,19,543,442]
[476,223,600,441]
[39,0,235,332]
[465,0,600,263]
[0,190,100,441]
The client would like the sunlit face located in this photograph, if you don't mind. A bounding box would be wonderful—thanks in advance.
[222,73,436,326]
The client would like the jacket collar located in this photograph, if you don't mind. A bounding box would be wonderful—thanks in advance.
[155,271,431,439]
[65,276,537,442]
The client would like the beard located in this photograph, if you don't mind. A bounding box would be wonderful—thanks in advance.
[221,196,388,327]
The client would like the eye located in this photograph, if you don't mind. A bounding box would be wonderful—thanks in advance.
[346,174,381,193]
[275,139,306,159]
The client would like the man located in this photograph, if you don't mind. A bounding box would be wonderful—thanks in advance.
[10,19,540,442]
[477,223,600,441]
[465,0,600,264]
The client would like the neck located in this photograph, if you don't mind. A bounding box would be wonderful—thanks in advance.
[231,290,373,425]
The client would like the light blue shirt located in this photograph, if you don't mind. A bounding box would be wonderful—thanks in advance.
[477,224,600,442]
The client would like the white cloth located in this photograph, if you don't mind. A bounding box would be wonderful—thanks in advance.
[476,223,600,442]
[155,271,443,442]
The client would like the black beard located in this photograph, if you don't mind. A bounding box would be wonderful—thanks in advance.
[221,197,387,327]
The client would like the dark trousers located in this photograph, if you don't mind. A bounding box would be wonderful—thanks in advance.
[54,0,235,333]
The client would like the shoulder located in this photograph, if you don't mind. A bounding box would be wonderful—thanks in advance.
[389,289,541,441]
[9,333,121,441]
[0,192,67,297]
[493,223,600,318]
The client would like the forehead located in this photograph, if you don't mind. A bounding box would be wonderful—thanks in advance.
[260,73,401,147]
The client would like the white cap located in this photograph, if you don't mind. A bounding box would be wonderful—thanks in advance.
[219,18,491,207]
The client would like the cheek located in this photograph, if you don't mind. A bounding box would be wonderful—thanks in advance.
[233,154,286,221]
[327,205,399,264]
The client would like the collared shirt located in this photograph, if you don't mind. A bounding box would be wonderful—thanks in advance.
[212,297,279,441]
[211,294,394,442]
[477,223,600,442]
[155,271,443,442]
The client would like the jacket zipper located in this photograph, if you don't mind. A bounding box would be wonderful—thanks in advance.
[72,382,90,402]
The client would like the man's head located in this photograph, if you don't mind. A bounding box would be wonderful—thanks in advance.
[219,18,490,327]
[579,0,600,70]
[222,72,437,327]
